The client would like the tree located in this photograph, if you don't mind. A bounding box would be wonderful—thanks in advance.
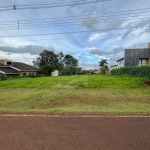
[40,65,56,75]
[57,51,64,74]
[32,57,40,68]
[61,66,71,76]
[38,50,58,68]
[33,50,79,76]
[41,50,58,67]
[63,54,78,75]
[99,59,108,74]
[32,50,58,75]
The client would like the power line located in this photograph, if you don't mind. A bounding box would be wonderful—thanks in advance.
[1,15,150,30]
[0,0,92,8]
[0,25,149,38]
[0,10,150,29]
[16,0,91,7]
[1,9,150,26]
[3,30,149,43]
[1,6,150,24]
[0,0,109,11]
[16,0,108,10]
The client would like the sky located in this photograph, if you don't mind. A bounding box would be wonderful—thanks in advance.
[0,0,150,69]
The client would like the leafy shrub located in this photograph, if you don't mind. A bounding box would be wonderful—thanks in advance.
[0,77,7,81]
[111,65,150,77]
[100,68,109,75]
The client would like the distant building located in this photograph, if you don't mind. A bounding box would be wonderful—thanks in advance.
[0,59,39,78]
[109,43,150,71]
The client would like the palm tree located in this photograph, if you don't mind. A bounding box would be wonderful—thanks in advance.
[99,59,108,74]
[99,59,108,69]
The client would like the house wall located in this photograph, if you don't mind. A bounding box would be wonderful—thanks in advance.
[117,64,124,68]
[109,66,117,72]
[0,60,13,65]
[0,60,7,65]
[20,71,38,76]
[124,48,150,66]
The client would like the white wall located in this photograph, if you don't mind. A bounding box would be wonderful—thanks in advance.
[51,70,59,76]
[109,66,118,72]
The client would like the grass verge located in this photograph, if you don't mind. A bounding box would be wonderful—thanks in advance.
[0,75,149,115]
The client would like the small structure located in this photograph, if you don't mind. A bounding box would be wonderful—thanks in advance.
[51,70,59,76]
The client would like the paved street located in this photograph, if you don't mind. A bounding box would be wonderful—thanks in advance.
[0,116,150,150]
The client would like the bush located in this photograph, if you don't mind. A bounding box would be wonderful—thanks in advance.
[27,74,42,78]
[100,68,109,75]
[40,65,56,75]
[0,77,7,81]
[111,65,150,77]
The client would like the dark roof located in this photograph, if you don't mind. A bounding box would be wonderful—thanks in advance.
[116,57,124,62]
[0,67,20,74]
[12,62,39,71]
[111,65,117,67]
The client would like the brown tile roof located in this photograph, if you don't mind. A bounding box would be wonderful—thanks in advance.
[12,62,39,71]
[0,67,20,74]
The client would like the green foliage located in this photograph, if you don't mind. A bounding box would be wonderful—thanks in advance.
[89,70,95,74]
[39,50,58,67]
[111,66,150,77]
[57,51,64,72]
[33,50,79,74]
[0,75,149,89]
[40,65,56,75]
[0,77,7,81]
[61,66,71,76]
[99,59,108,74]
[77,70,88,75]
[100,68,107,74]
[63,54,78,68]
[27,74,42,78]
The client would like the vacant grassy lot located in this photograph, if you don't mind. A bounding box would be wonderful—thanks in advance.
[0,75,150,115]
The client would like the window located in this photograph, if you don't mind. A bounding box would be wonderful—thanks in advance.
[139,59,148,66]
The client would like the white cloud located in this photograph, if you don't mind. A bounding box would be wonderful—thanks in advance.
[0,45,56,55]
[88,33,106,42]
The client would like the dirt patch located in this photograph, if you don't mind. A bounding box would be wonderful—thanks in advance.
[145,81,150,86]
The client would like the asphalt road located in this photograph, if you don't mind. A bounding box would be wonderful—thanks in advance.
[0,116,150,150]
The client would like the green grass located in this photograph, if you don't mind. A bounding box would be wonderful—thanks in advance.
[0,75,149,88]
[0,75,150,115]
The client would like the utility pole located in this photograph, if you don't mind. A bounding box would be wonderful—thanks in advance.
[18,20,19,30]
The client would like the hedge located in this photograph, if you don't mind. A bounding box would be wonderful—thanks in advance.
[111,65,150,77]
